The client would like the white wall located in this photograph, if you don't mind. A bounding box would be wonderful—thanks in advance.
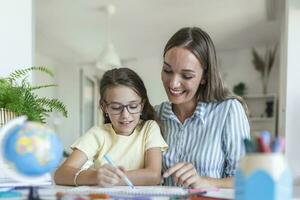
[55,63,81,150]
[33,53,56,98]
[219,46,279,96]
[0,0,33,76]
[282,0,300,179]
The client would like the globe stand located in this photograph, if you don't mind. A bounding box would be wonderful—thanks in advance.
[28,186,41,200]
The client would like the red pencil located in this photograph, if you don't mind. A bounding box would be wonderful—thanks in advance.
[257,137,271,152]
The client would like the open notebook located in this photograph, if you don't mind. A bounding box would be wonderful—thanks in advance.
[0,173,52,189]
[0,162,52,189]
[64,186,187,197]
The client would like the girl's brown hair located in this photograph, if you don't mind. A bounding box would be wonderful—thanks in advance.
[99,67,155,124]
[163,27,248,113]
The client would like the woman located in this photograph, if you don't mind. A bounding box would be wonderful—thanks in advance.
[155,27,250,188]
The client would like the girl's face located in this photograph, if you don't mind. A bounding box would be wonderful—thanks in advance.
[161,47,205,106]
[102,85,143,136]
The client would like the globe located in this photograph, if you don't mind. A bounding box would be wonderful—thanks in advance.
[0,116,63,185]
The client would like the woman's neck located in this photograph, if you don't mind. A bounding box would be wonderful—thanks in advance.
[172,99,198,124]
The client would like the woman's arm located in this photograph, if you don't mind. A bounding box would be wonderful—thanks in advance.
[163,162,233,188]
[222,100,250,177]
[124,147,162,186]
[54,149,98,186]
[197,176,233,188]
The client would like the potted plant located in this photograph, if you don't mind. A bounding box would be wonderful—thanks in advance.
[0,67,67,127]
[251,45,277,94]
[233,82,247,96]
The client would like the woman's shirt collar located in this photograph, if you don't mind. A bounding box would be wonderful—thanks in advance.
[160,101,206,125]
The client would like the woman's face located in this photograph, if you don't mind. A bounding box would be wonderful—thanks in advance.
[103,85,143,136]
[161,47,205,106]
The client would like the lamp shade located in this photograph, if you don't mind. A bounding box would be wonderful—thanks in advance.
[96,43,121,69]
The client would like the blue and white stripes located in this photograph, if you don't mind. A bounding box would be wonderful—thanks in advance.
[155,99,250,186]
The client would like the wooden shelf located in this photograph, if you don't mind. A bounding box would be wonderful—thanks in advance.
[249,117,275,122]
[244,94,277,135]
[244,93,276,99]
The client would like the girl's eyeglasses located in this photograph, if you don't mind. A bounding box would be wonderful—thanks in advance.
[104,101,142,115]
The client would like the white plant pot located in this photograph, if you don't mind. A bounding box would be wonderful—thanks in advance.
[0,108,17,128]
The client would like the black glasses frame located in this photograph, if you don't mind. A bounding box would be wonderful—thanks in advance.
[104,101,143,115]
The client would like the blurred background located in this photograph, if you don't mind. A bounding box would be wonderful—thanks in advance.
[1,0,300,178]
[35,0,283,148]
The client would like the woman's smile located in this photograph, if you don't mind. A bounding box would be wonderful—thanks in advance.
[169,88,185,96]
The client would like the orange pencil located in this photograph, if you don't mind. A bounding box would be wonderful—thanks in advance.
[88,193,110,199]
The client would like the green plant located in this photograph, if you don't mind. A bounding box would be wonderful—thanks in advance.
[233,82,247,96]
[252,45,277,94]
[0,67,67,123]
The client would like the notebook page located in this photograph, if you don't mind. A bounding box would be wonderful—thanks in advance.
[0,173,52,188]
[0,162,52,188]
[65,186,187,196]
[203,188,233,199]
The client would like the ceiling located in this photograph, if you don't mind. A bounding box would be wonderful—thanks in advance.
[36,0,282,64]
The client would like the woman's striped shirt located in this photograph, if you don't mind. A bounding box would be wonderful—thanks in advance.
[155,99,250,186]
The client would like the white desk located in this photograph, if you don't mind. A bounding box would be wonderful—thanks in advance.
[204,186,300,200]
[9,185,300,200]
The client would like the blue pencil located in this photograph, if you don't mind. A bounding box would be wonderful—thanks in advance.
[0,190,21,198]
[103,154,135,189]
[243,138,256,153]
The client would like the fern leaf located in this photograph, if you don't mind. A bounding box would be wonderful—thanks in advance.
[30,84,58,91]
[36,97,68,117]
[8,66,53,83]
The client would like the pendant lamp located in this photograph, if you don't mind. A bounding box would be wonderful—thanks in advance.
[96,4,121,69]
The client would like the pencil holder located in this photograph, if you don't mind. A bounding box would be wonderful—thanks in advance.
[235,153,292,200]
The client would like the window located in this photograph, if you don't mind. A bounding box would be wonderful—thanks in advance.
[80,68,100,134]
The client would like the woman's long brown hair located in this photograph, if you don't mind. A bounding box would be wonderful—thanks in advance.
[163,27,248,114]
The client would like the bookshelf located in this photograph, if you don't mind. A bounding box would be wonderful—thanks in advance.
[244,94,277,135]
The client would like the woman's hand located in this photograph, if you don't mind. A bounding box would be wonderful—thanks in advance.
[163,162,209,188]
[96,164,125,187]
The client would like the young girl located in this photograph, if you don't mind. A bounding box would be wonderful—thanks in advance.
[54,68,168,187]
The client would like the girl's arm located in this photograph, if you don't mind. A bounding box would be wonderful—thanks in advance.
[124,147,162,186]
[54,149,98,186]
[54,149,125,186]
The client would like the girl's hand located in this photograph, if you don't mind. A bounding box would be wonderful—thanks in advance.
[96,164,125,187]
[163,162,209,188]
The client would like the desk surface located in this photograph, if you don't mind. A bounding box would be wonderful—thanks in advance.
[7,185,300,200]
